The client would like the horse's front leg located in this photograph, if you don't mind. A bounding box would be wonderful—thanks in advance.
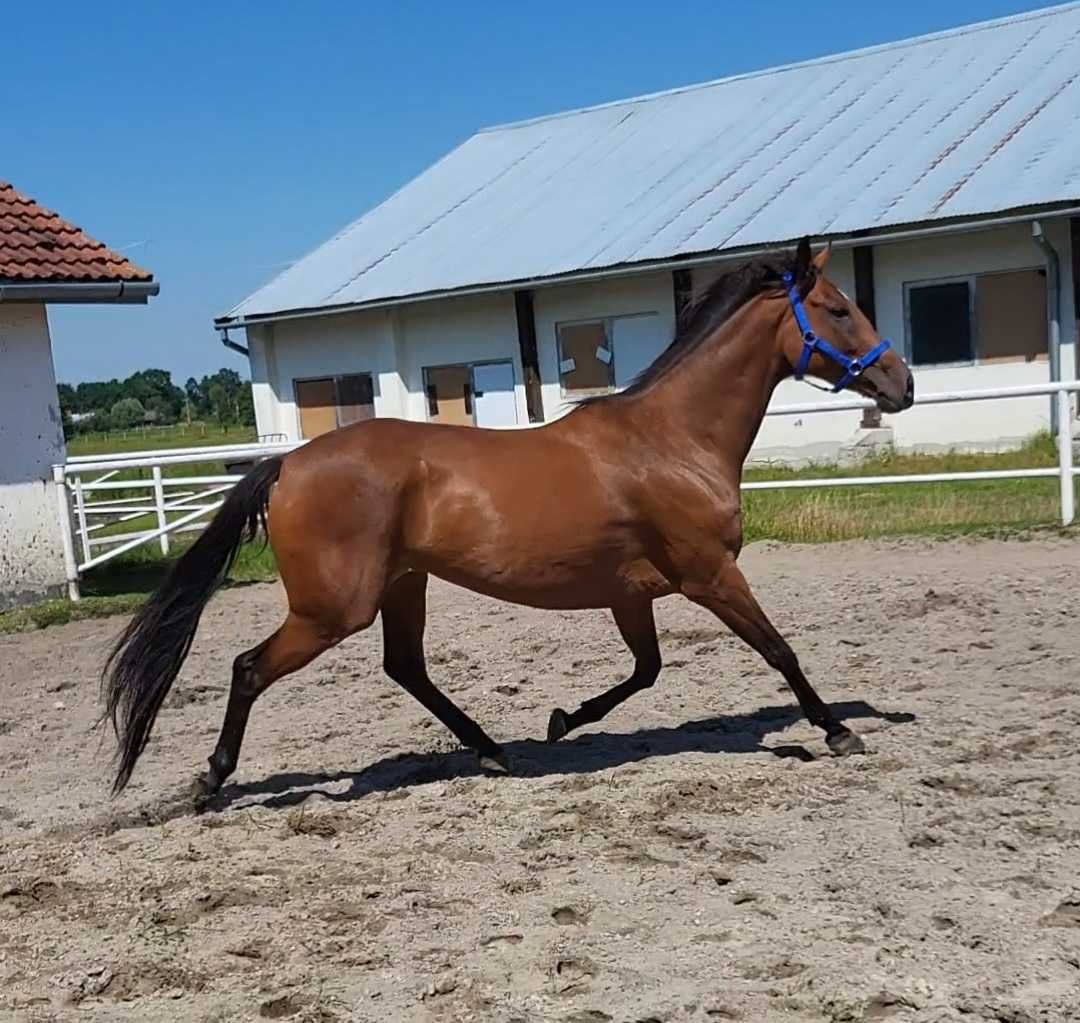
[681,556,864,756]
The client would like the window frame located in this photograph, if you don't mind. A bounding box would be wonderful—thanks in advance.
[421,358,518,425]
[903,274,977,369]
[292,371,375,439]
[903,266,1048,369]
[554,311,659,398]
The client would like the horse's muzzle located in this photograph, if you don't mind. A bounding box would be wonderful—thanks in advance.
[874,371,915,414]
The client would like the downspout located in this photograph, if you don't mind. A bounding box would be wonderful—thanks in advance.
[219,328,249,357]
[1032,221,1062,435]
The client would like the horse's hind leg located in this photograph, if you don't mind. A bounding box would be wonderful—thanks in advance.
[196,611,340,800]
[547,600,661,741]
[381,571,509,773]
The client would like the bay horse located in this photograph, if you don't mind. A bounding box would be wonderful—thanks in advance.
[103,238,914,799]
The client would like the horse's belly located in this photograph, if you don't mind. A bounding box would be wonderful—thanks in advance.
[417,547,672,610]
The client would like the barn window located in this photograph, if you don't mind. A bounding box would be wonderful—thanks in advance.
[423,361,518,428]
[556,314,664,395]
[294,373,374,438]
[557,320,615,396]
[905,269,1047,367]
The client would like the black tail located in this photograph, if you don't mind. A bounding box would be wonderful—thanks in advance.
[102,456,283,793]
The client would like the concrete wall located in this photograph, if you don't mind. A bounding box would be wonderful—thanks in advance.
[395,292,523,424]
[246,218,1077,459]
[252,293,523,441]
[0,303,67,609]
[874,220,1076,452]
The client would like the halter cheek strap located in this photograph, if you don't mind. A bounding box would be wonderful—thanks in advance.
[782,272,891,393]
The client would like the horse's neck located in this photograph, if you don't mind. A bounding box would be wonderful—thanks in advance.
[630,296,786,472]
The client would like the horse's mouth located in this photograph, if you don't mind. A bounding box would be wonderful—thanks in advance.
[862,372,914,414]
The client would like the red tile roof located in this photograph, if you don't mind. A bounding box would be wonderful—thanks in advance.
[0,180,153,283]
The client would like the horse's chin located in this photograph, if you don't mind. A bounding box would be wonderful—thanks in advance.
[874,393,907,415]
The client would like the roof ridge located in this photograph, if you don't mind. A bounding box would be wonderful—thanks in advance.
[478,1,1080,134]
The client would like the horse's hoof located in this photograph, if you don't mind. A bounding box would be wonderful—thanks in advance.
[547,708,570,743]
[478,750,511,775]
[189,774,218,812]
[827,729,866,757]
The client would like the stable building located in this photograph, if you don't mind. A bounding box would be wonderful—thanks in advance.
[0,181,157,608]
[217,3,1080,461]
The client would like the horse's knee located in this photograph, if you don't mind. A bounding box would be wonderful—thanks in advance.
[230,650,261,699]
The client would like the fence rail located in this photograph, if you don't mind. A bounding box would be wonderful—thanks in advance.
[52,380,1080,601]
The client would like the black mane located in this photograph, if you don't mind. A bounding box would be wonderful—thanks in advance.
[581,249,807,404]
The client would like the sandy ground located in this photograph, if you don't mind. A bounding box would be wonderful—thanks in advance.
[1,537,1079,1023]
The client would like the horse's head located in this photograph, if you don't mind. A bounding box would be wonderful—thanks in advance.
[780,238,914,414]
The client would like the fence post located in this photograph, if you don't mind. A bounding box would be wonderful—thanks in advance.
[1058,388,1074,527]
[52,465,81,602]
[152,465,170,555]
[72,475,91,565]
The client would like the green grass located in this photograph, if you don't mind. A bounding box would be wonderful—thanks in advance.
[66,422,257,457]
[0,540,278,635]
[741,431,1070,543]
[1,432,1074,635]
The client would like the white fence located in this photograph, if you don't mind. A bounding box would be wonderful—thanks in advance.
[52,380,1079,601]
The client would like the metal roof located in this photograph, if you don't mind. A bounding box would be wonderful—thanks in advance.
[222,2,1080,324]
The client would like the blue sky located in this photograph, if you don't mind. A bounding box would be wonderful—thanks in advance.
[5,0,1058,384]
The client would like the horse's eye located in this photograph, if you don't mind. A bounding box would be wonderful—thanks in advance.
[828,306,850,319]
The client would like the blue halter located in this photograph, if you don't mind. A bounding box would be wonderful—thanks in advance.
[782,272,890,393]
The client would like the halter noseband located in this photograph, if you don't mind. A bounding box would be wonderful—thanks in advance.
[782,272,890,393]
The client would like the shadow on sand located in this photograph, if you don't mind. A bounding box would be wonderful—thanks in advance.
[205,700,915,815]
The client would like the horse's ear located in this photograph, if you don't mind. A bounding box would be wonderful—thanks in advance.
[813,241,832,271]
[794,237,813,282]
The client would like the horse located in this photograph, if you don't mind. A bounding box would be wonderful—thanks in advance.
[103,238,914,800]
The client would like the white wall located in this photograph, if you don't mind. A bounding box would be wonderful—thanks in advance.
[396,292,523,423]
[0,302,67,608]
[256,308,400,442]
[874,219,1076,450]
[248,292,523,440]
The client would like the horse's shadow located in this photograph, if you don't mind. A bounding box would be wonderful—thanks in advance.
[207,700,914,814]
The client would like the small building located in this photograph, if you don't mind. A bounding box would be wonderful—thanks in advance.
[0,181,157,609]
[217,4,1080,461]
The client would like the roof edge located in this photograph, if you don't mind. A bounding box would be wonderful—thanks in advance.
[0,281,160,304]
[479,1,1080,134]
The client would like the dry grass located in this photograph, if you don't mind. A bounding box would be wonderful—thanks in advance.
[743,432,1071,543]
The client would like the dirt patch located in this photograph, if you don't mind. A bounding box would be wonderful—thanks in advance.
[1,537,1079,1021]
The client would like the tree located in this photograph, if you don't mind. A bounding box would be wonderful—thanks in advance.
[185,377,206,420]
[109,397,145,430]
[57,366,257,438]
[56,383,76,432]
[75,379,122,414]
[237,383,256,427]
[125,369,184,422]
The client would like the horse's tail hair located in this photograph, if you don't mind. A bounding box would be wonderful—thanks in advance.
[101,456,283,793]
